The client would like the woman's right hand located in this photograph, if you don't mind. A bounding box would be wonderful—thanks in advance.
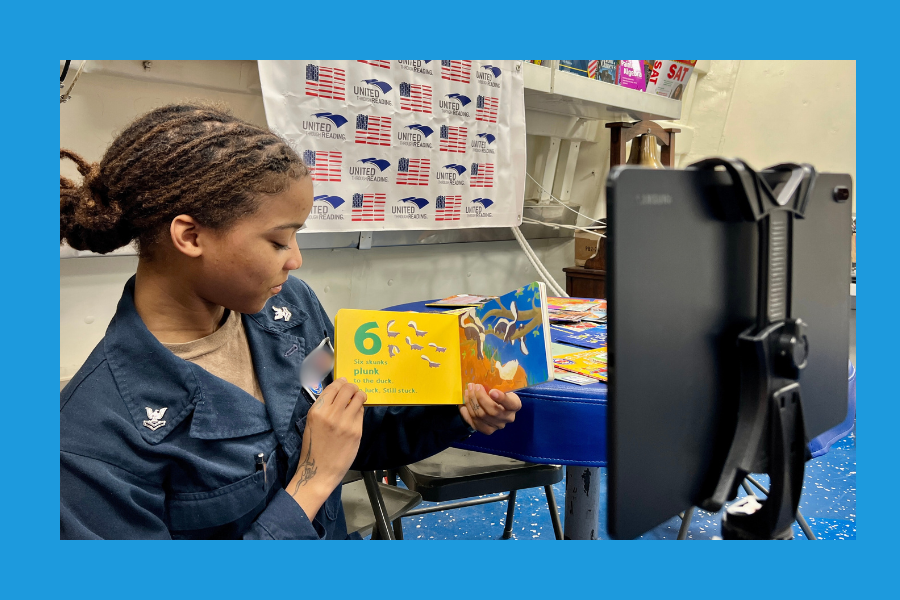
[286,378,366,519]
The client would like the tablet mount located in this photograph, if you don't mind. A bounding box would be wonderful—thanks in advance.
[688,158,816,540]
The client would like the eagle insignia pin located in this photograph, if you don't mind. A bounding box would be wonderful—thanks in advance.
[273,306,292,322]
[143,407,168,431]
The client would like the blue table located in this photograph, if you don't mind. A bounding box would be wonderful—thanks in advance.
[384,299,608,538]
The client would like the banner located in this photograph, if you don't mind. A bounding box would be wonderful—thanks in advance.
[258,60,526,232]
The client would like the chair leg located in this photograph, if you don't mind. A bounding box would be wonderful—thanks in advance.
[386,470,404,539]
[544,485,564,540]
[502,490,517,539]
[362,470,395,540]
[677,506,694,540]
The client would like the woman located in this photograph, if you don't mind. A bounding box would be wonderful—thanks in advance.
[60,103,521,539]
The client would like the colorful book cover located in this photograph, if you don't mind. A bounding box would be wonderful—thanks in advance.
[553,367,599,385]
[547,297,607,311]
[596,60,618,84]
[616,60,646,91]
[552,348,608,381]
[559,60,591,77]
[645,60,697,99]
[334,282,554,405]
[550,323,607,349]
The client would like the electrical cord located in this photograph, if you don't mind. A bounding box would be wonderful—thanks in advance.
[514,226,566,297]
[60,60,71,83]
[521,217,606,238]
[511,226,568,297]
[61,60,87,104]
[526,172,605,225]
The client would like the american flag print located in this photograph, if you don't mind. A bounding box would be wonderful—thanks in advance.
[441,60,472,83]
[351,193,386,222]
[358,60,390,69]
[302,150,341,182]
[476,95,499,123]
[396,158,430,185]
[439,125,467,153]
[435,195,461,221]
[470,163,495,187]
[355,115,391,146]
[588,60,599,79]
[305,65,346,100]
[399,82,432,113]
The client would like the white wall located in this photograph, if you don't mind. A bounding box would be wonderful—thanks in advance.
[680,60,856,211]
[59,60,856,385]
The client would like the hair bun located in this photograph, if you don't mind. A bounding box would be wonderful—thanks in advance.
[60,149,133,254]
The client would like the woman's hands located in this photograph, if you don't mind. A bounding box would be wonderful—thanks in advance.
[460,384,522,435]
[287,378,366,519]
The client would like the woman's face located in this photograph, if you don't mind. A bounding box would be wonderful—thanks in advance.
[196,176,314,314]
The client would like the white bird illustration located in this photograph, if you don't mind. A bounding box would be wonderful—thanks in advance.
[421,355,440,368]
[492,300,518,343]
[495,359,519,381]
[428,342,447,353]
[386,319,399,338]
[388,344,400,358]
[408,320,428,337]
[406,336,424,351]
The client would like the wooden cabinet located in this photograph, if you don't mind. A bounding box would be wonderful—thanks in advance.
[563,267,606,299]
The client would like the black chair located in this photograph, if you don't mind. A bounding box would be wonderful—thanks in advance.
[389,448,564,540]
[341,471,421,539]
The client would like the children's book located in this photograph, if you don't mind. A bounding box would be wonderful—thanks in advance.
[425,294,496,308]
[553,368,600,385]
[550,323,607,349]
[552,348,608,382]
[335,282,554,405]
[547,297,606,311]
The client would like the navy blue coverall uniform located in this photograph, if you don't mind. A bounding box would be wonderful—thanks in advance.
[60,276,473,539]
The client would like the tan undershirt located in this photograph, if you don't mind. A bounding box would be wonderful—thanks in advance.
[162,310,265,403]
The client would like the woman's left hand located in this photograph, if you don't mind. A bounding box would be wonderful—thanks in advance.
[460,384,522,435]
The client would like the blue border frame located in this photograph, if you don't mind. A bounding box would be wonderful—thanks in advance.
[32,1,889,596]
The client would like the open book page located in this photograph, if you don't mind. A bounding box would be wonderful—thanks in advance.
[334,310,463,405]
[459,282,554,393]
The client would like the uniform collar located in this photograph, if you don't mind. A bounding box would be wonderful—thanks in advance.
[105,276,310,445]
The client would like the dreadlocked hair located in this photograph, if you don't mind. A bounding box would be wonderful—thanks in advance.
[60,103,309,256]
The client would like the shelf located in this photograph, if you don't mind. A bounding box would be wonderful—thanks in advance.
[523,62,683,122]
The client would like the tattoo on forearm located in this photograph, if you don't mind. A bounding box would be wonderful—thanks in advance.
[292,434,318,493]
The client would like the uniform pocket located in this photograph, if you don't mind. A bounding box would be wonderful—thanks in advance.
[167,452,277,532]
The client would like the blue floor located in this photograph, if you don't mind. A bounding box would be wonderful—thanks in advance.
[383,424,855,540]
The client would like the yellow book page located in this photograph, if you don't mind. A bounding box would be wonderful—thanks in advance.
[335,309,463,405]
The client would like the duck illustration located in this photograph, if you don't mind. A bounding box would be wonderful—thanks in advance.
[420,355,440,368]
[495,359,519,381]
[388,344,400,358]
[386,320,399,338]
[428,342,447,353]
[406,336,424,351]
[408,320,428,337]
